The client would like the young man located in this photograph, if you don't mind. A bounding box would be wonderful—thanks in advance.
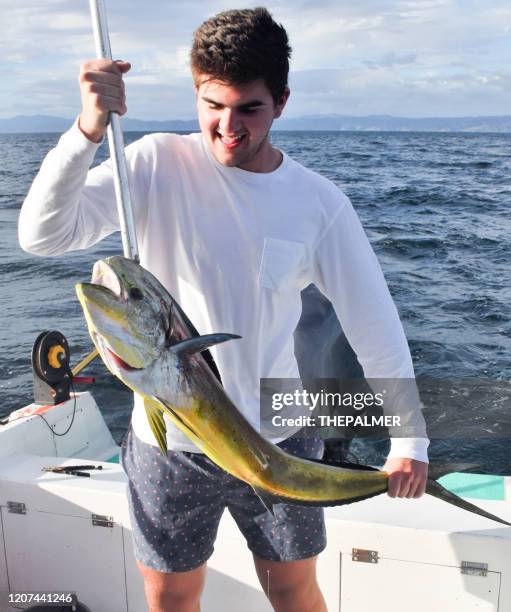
[19,8,428,612]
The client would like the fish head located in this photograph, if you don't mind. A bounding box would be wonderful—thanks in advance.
[75,256,174,387]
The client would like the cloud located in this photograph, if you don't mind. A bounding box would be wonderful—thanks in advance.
[364,52,417,69]
[287,66,511,117]
[0,0,510,119]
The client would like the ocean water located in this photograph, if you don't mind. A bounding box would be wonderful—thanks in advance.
[1,130,510,472]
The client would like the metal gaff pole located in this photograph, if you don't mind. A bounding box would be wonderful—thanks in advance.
[88,0,140,262]
[76,0,139,374]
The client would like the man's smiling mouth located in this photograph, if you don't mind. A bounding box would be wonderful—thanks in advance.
[216,132,247,148]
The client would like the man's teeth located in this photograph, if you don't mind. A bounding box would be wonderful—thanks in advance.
[218,133,245,144]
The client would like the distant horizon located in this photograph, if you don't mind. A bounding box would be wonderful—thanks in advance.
[3,112,511,122]
[1,113,510,135]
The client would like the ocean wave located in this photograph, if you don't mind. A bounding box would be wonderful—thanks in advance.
[2,130,510,470]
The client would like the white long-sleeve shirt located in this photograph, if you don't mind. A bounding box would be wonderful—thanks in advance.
[19,121,429,461]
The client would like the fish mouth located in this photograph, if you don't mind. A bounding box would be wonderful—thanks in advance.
[77,258,156,372]
[91,260,123,298]
[105,346,142,372]
[75,259,124,310]
[93,332,143,373]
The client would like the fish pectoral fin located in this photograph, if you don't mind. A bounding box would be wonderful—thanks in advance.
[154,397,209,452]
[171,333,241,358]
[251,486,280,517]
[143,397,168,456]
[169,300,224,384]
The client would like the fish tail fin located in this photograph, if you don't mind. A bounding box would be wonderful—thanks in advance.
[426,478,511,527]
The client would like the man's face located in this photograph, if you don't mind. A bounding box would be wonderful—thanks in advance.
[195,76,289,173]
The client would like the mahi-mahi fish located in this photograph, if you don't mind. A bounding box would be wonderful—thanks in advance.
[75,256,510,525]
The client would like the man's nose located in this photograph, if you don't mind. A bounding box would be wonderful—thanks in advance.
[219,109,241,134]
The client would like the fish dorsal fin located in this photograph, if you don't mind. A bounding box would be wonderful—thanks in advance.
[171,333,241,358]
[143,397,168,456]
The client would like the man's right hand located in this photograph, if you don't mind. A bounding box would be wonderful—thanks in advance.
[78,59,131,143]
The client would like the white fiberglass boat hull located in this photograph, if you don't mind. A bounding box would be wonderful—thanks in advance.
[1,393,510,611]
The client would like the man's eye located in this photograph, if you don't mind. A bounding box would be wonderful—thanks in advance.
[240,108,258,114]
[208,105,222,110]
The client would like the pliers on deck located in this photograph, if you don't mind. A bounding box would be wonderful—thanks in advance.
[41,464,104,478]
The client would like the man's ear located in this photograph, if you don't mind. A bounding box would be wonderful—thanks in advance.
[273,87,290,119]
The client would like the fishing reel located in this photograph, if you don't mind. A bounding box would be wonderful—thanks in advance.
[31,331,72,405]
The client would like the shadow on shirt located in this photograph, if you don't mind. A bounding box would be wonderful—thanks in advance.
[294,284,390,465]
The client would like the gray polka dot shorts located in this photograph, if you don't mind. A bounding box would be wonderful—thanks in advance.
[120,426,327,573]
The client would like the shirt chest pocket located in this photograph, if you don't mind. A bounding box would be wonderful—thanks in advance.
[259,238,307,292]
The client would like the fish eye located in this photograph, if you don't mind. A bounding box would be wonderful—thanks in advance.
[129,287,144,300]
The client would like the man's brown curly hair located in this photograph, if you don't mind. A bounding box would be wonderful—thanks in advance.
[191,7,291,104]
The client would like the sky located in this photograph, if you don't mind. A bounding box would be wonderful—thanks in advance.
[0,0,509,120]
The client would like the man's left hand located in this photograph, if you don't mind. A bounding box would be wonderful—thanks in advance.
[383,457,428,498]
